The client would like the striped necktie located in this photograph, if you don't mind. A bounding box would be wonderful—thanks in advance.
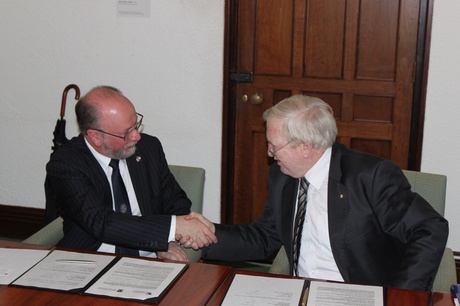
[292,177,309,276]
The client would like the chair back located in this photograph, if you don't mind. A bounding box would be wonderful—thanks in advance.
[402,170,446,216]
[433,247,457,293]
[168,165,205,214]
[168,165,205,262]
[22,216,64,245]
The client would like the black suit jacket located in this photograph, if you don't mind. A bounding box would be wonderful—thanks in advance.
[203,143,448,291]
[45,134,191,252]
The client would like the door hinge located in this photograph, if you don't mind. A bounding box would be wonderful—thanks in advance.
[229,70,253,83]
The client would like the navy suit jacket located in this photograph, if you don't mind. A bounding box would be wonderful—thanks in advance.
[45,133,191,252]
[203,143,448,291]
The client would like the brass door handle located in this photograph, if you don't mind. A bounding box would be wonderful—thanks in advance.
[241,93,263,105]
[250,93,263,105]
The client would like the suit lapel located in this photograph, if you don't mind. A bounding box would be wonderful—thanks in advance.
[327,143,350,281]
[126,152,151,215]
[281,177,298,272]
[76,135,113,208]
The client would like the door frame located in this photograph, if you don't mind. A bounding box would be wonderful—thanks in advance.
[220,0,434,224]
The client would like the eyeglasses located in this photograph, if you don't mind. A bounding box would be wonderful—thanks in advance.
[267,139,294,155]
[92,113,143,140]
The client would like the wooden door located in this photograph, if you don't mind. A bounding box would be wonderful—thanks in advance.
[227,0,422,224]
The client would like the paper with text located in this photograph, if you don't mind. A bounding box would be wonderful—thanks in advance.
[307,281,384,306]
[221,274,306,306]
[12,250,115,291]
[85,257,186,301]
[0,248,49,285]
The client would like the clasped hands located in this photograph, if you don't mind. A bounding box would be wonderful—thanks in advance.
[175,211,216,250]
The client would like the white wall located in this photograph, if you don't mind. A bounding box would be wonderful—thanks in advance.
[0,1,458,251]
[0,0,224,222]
[423,0,460,250]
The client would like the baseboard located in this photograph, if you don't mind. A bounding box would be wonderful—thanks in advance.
[455,251,460,284]
[0,204,45,240]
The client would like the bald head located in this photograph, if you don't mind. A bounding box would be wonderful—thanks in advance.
[75,86,135,134]
[76,86,141,159]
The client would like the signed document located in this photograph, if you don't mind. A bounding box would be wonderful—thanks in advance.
[221,274,306,306]
[85,257,187,301]
[307,281,384,306]
[12,250,187,303]
[12,250,115,291]
[221,273,384,306]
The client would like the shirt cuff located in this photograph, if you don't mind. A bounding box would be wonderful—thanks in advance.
[168,215,176,242]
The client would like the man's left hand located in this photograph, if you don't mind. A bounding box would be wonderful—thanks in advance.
[157,241,189,262]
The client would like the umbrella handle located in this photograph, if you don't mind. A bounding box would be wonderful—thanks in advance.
[60,84,81,119]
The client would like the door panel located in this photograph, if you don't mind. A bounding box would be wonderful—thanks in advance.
[357,0,399,80]
[255,0,294,75]
[230,0,421,224]
[305,0,346,78]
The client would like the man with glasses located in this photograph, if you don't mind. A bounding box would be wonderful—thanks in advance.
[45,85,216,260]
[186,94,448,291]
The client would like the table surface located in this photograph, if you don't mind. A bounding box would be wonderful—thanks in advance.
[0,240,456,306]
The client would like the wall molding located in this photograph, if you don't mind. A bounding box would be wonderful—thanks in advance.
[455,251,460,284]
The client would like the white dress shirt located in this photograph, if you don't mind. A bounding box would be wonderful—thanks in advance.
[296,147,344,282]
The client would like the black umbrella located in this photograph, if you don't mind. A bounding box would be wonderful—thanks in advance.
[46,84,80,222]
[51,84,80,154]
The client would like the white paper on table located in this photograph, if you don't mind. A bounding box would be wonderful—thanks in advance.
[221,274,306,306]
[0,248,50,285]
[12,250,115,291]
[84,257,187,301]
[307,281,384,306]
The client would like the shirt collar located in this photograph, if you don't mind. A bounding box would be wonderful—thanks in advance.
[305,146,331,190]
[84,137,112,170]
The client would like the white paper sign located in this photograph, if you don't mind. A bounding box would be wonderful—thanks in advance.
[117,0,151,18]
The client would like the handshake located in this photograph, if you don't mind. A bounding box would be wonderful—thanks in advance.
[175,212,217,250]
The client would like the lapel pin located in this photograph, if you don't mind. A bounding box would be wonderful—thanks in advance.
[136,156,142,162]
[340,194,344,199]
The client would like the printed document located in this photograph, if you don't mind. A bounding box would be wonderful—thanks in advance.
[85,257,186,301]
[0,248,49,285]
[307,281,384,306]
[221,274,306,306]
[12,250,115,291]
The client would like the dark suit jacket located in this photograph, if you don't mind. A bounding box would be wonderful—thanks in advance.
[203,142,448,291]
[45,133,191,252]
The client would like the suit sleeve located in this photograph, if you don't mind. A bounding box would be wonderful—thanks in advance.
[203,165,285,261]
[369,161,449,290]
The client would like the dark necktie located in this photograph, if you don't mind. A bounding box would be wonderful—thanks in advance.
[109,159,139,256]
[292,177,309,276]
